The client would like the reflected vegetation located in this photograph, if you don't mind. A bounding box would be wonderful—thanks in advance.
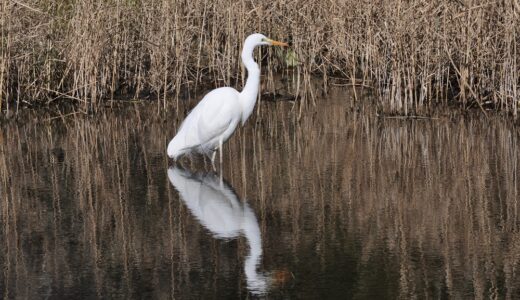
[1,89,520,298]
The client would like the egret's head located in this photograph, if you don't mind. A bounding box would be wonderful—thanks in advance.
[246,33,289,47]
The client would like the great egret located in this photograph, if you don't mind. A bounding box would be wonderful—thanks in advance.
[167,167,271,294]
[167,33,288,164]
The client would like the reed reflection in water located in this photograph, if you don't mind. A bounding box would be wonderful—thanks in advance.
[1,89,520,298]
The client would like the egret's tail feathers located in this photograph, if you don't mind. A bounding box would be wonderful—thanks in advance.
[167,137,201,160]
[167,137,186,159]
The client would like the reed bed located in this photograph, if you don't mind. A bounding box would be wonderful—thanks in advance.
[2,92,520,297]
[0,0,518,116]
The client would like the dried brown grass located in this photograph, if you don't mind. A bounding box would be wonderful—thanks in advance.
[1,1,519,115]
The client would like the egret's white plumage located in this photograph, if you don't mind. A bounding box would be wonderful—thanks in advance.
[167,33,288,161]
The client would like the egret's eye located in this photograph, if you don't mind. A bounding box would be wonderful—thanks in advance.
[261,38,266,42]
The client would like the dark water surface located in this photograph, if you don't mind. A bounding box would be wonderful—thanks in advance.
[2,90,520,299]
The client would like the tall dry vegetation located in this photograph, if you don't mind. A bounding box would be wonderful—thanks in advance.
[1,0,519,115]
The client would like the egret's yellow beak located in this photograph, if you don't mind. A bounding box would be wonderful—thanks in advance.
[268,39,289,47]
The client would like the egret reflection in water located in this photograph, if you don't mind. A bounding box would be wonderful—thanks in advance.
[167,167,274,295]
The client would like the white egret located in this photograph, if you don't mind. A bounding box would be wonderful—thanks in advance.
[167,167,271,294]
[167,33,288,164]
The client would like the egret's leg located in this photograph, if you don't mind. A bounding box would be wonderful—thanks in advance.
[219,138,224,187]
[211,151,216,171]
[219,138,223,168]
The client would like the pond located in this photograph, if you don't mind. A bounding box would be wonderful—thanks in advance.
[1,88,520,299]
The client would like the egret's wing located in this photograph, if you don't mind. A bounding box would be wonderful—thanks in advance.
[197,108,232,145]
[177,87,240,151]
[195,89,240,146]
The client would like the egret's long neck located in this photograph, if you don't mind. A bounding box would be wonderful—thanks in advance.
[239,43,260,125]
[243,203,267,293]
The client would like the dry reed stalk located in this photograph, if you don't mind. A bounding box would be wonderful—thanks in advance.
[1,0,518,117]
